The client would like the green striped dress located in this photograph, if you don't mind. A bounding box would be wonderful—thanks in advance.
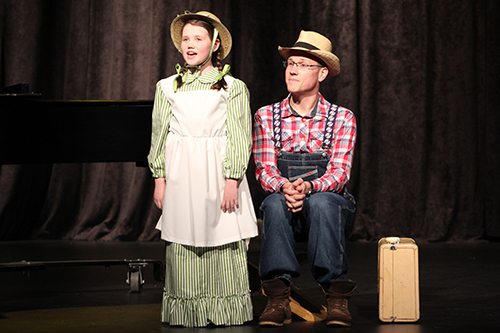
[162,241,253,326]
[148,68,257,327]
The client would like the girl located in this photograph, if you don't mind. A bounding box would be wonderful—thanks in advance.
[147,11,258,327]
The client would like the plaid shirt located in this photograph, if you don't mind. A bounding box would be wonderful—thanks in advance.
[252,93,357,193]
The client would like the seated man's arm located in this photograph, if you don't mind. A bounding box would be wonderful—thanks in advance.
[252,107,289,193]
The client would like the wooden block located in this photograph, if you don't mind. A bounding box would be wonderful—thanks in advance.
[247,260,326,322]
[290,285,326,321]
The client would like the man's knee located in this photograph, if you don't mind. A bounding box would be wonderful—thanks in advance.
[306,192,355,230]
[260,193,292,230]
[261,193,288,215]
[308,192,348,210]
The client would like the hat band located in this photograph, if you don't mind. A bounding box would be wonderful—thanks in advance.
[292,41,320,51]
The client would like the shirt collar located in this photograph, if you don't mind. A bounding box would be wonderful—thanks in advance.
[283,93,329,118]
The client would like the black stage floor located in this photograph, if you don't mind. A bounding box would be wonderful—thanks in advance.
[0,239,499,333]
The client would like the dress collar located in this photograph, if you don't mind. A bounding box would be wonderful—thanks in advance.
[184,67,220,84]
[173,65,231,92]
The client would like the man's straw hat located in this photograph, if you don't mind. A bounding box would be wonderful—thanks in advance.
[170,11,232,60]
[278,30,340,76]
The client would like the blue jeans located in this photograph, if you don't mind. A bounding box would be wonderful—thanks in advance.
[259,191,356,287]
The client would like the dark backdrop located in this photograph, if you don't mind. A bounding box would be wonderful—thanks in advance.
[1,0,499,242]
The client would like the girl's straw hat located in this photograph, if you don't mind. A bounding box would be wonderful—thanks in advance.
[170,11,232,60]
[278,31,340,76]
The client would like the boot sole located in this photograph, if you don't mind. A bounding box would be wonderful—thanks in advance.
[326,320,351,327]
[259,319,292,326]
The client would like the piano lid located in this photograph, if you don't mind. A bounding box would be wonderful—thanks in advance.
[0,98,153,165]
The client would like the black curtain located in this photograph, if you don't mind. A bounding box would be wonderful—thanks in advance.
[1,0,499,242]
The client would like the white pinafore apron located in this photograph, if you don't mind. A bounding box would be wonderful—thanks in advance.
[155,75,257,247]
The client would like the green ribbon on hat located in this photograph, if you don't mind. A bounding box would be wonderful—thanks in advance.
[172,11,228,91]
[173,63,232,92]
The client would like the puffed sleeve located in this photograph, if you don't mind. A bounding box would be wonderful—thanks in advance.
[223,79,252,179]
[147,81,172,178]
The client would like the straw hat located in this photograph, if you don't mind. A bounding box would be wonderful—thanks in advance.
[278,31,340,76]
[170,11,232,60]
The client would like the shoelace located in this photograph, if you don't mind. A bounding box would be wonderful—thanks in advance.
[327,297,348,309]
[264,299,288,313]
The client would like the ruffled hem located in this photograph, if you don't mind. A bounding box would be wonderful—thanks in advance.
[161,291,254,327]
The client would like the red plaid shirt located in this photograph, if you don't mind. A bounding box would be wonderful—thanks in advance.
[253,93,357,193]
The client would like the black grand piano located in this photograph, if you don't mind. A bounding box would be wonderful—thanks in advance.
[0,84,161,292]
[0,83,153,166]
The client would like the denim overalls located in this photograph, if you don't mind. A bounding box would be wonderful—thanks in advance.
[273,101,338,186]
[259,101,356,287]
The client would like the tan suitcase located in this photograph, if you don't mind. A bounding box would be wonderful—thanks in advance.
[378,237,420,322]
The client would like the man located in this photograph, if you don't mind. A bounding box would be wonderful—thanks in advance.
[253,30,357,327]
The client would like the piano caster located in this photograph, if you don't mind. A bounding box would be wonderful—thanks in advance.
[0,258,164,293]
[126,263,147,293]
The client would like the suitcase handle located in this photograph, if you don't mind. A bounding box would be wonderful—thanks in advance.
[385,237,400,244]
[385,237,400,250]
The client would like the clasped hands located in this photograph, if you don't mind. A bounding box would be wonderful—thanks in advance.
[282,178,312,213]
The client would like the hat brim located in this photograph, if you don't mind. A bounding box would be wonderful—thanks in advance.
[170,12,232,60]
[279,46,340,76]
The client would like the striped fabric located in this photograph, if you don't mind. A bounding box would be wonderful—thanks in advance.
[148,67,252,180]
[161,240,253,327]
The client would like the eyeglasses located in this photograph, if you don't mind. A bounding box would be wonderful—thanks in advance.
[282,60,324,70]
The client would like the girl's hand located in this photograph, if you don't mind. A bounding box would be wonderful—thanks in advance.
[221,178,239,213]
[154,177,166,210]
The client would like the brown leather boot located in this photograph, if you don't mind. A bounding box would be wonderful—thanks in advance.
[259,279,292,326]
[322,280,357,327]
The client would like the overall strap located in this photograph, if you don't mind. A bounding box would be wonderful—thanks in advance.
[272,102,283,149]
[322,103,339,150]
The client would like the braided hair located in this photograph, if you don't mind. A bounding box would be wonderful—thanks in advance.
[211,45,227,91]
